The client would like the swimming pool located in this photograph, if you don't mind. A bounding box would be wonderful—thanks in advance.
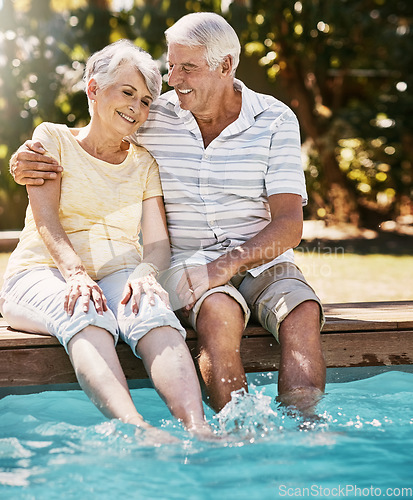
[1,367,412,499]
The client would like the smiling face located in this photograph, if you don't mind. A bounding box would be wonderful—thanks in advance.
[167,43,225,117]
[89,64,153,138]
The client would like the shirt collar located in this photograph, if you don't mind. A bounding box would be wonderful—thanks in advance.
[165,79,272,135]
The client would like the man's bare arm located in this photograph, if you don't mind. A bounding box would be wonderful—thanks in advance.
[10,141,63,186]
[177,193,304,308]
[208,193,303,278]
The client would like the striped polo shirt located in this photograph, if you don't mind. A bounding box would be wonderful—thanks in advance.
[132,79,307,276]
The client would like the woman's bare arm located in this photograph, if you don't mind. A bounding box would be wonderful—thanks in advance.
[121,196,171,312]
[141,196,171,271]
[27,176,106,315]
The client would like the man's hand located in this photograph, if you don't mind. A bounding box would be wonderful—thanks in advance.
[176,263,231,313]
[10,140,63,186]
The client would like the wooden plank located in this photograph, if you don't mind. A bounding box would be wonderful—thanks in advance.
[195,330,413,373]
[1,300,413,347]
[0,327,60,347]
[0,347,78,386]
[322,330,413,367]
[0,343,151,387]
[1,330,412,387]
[239,329,413,371]
[2,300,413,340]
[322,301,413,332]
[1,300,413,388]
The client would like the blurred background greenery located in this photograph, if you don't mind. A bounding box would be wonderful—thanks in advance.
[0,0,412,232]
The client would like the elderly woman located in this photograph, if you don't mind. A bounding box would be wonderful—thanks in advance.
[0,40,209,438]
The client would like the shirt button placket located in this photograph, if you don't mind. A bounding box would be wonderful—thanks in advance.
[201,150,217,232]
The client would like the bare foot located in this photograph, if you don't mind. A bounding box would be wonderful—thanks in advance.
[134,424,180,445]
[186,422,224,442]
[277,387,324,419]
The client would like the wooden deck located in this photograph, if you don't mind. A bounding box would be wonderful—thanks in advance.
[0,300,412,388]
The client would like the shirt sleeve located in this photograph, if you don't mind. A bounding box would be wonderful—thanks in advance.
[143,156,163,200]
[265,108,308,206]
[31,122,62,164]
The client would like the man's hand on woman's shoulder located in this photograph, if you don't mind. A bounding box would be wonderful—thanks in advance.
[10,140,63,186]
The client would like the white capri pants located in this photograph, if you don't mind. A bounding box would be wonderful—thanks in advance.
[0,267,186,356]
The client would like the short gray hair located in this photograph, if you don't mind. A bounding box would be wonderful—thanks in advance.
[165,12,241,75]
[84,39,162,109]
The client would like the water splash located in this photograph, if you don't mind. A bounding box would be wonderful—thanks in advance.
[215,388,282,441]
[214,386,333,443]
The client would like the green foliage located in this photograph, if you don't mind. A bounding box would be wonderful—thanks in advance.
[0,0,87,228]
[238,0,413,223]
[0,0,412,229]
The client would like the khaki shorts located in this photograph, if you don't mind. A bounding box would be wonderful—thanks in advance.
[238,262,324,341]
[160,261,324,341]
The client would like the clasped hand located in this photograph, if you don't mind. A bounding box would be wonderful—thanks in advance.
[176,265,209,314]
[65,273,108,316]
[121,274,170,314]
[176,264,230,315]
[65,273,170,316]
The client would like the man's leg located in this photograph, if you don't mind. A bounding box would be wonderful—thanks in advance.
[195,292,247,412]
[239,262,326,416]
[277,300,326,414]
[160,264,250,413]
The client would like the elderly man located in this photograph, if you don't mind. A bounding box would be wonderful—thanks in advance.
[10,12,325,414]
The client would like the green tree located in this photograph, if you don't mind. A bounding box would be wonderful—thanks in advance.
[0,0,112,229]
[0,0,412,230]
[235,0,413,226]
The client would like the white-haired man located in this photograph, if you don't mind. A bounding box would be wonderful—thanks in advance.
[11,12,326,414]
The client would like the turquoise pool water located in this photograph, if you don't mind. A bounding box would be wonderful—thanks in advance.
[0,368,412,499]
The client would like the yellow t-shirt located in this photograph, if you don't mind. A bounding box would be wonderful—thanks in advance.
[5,122,163,281]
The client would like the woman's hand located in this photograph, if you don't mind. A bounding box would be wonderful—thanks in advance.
[64,273,108,316]
[121,274,170,314]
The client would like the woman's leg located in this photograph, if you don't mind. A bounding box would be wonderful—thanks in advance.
[100,269,212,436]
[136,326,209,433]
[1,269,166,434]
[67,325,151,428]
